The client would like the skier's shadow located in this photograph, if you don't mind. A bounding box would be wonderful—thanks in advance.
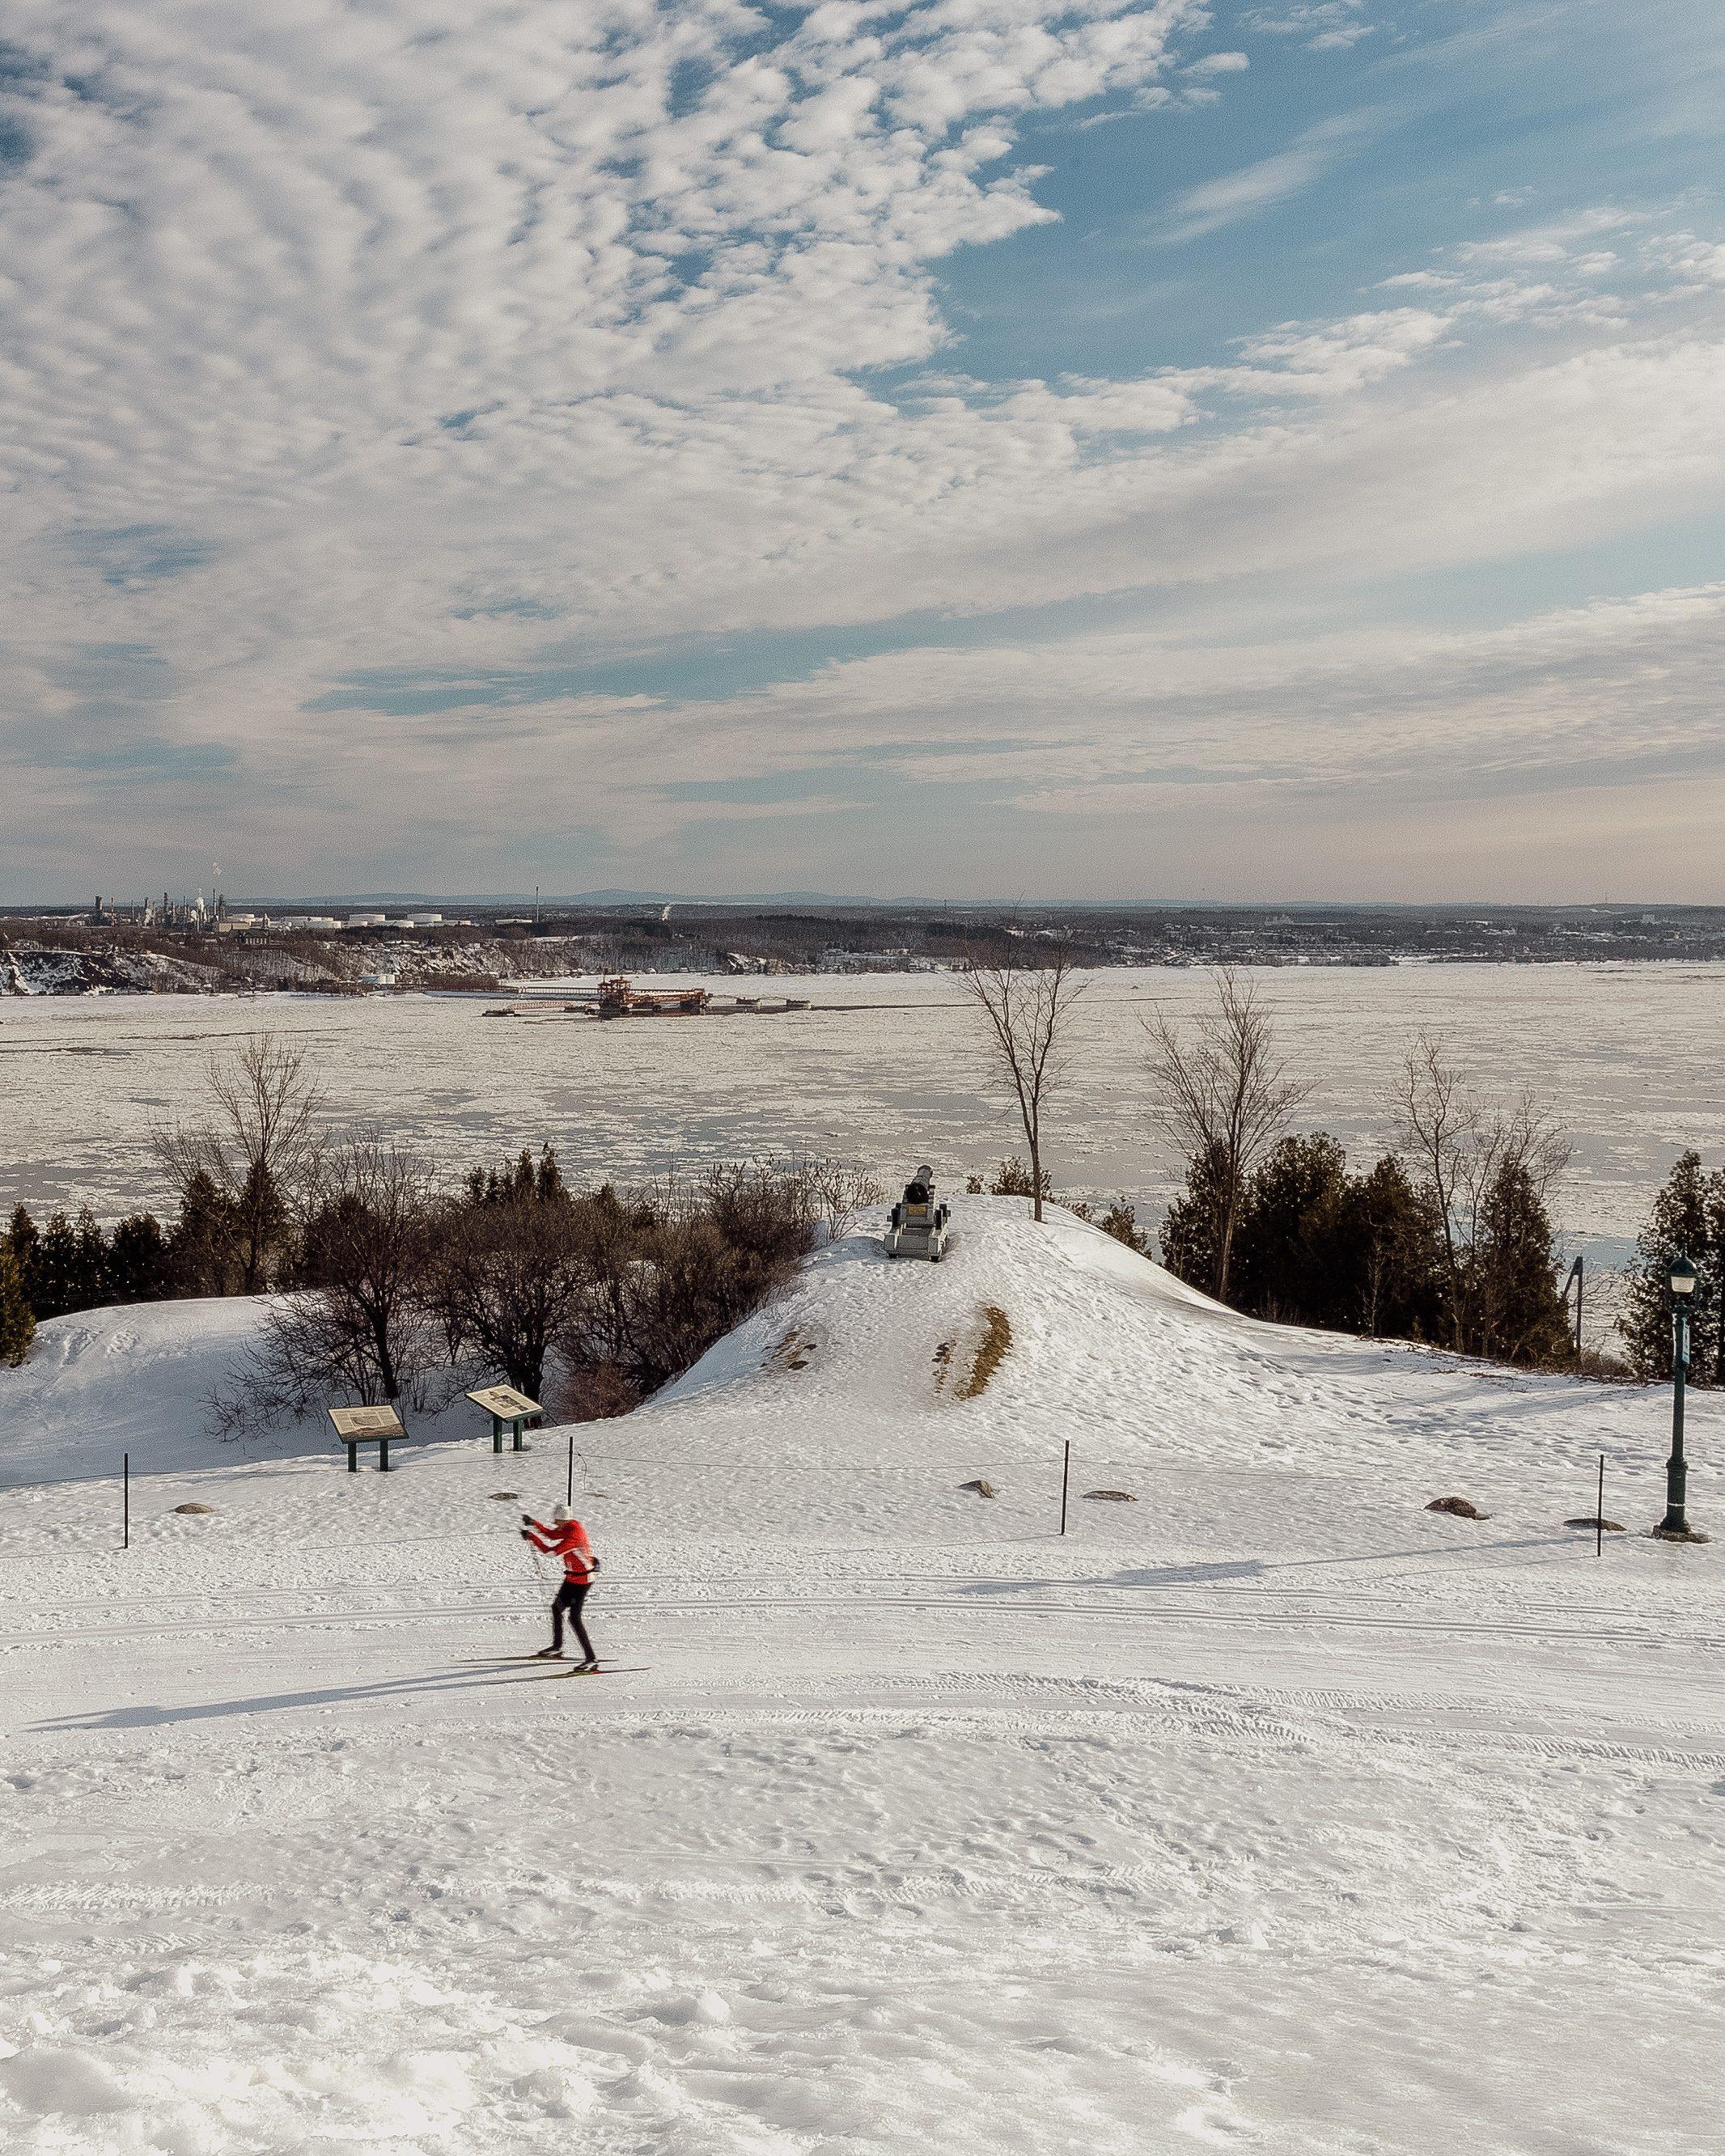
[34,1667,532,1734]
[962,1535,1579,1597]
[962,1561,1266,1595]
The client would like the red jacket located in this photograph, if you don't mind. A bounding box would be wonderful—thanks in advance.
[526,1518,595,1582]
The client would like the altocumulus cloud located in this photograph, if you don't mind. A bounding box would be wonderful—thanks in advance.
[0,0,1723,897]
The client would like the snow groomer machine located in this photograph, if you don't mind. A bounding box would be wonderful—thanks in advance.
[884,1165,951,1261]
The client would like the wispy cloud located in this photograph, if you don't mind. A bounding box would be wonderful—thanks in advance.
[1,3,1722,897]
[1152,108,1388,243]
[1242,2,1375,53]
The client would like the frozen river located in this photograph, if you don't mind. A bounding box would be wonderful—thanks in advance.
[1,964,1716,1261]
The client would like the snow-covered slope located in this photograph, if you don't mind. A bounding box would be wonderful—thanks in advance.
[2,1202,1723,2154]
[0,1294,476,1490]
[0,1297,303,1486]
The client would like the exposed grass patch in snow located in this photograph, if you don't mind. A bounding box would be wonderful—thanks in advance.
[768,1327,819,1375]
[959,1306,1013,1400]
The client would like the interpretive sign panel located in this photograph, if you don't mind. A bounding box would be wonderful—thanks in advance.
[328,1404,406,1440]
[465,1385,543,1421]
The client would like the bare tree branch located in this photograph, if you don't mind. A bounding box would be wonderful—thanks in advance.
[956,935,1088,1222]
[1397,1034,1570,1350]
[210,1137,436,1436]
[1143,969,1310,1298]
[154,1033,324,1292]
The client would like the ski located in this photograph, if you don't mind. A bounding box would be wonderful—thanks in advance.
[502,1663,650,1682]
[456,1655,636,1669]
[455,1655,569,1673]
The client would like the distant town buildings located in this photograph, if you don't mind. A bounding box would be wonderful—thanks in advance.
[81,896,460,934]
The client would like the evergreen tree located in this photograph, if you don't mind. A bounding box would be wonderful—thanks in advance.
[3,1203,40,1311]
[168,1169,242,1297]
[1333,1155,1443,1342]
[1095,1201,1151,1256]
[468,1146,570,1207]
[1702,1167,1725,1387]
[535,1144,567,1203]
[108,1214,173,1302]
[24,1209,116,1318]
[70,1208,111,1310]
[0,1247,33,1366]
[987,1156,1053,1201]
[1621,1152,1717,1381]
[1159,1140,1231,1292]
[234,1158,292,1292]
[1231,1133,1349,1326]
[1468,1158,1571,1365]
[29,1212,81,1319]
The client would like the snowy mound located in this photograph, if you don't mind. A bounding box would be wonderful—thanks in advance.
[0,1293,485,1490]
[621,1196,1627,1534]
[0,1297,281,1487]
[666,1197,1227,1406]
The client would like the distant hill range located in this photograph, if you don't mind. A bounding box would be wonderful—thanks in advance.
[239,890,892,909]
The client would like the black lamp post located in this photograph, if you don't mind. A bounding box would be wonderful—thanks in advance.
[1655,1254,1699,1540]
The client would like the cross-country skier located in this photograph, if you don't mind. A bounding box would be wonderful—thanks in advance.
[520,1504,601,1667]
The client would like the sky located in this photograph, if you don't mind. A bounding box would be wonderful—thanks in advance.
[2,0,1723,904]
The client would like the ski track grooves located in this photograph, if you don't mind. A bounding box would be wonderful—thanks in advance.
[3,1589,1722,1652]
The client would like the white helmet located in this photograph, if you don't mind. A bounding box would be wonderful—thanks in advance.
[552,1502,571,1523]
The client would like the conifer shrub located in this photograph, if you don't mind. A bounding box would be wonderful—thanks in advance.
[0,1247,34,1366]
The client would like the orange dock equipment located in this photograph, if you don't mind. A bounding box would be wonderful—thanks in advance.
[595,976,711,1016]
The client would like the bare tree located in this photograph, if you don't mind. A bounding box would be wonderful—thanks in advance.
[1395,1034,1475,1328]
[1144,969,1309,1299]
[806,1158,887,1243]
[957,937,1088,1222]
[155,1033,324,1292]
[1397,1034,1570,1352]
[429,1191,593,1401]
[210,1138,435,1435]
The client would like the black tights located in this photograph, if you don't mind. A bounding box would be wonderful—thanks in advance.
[552,1582,595,1662]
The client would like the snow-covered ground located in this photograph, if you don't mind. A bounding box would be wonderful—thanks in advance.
[2,1201,1722,2152]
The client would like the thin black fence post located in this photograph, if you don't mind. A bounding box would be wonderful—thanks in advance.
[123,1451,129,1550]
[1597,1455,1604,1560]
[567,1427,575,1510]
[1059,1440,1070,1537]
